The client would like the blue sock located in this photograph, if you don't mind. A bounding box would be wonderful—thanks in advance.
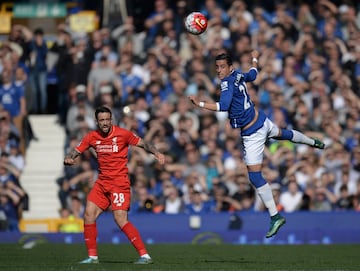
[274,129,293,140]
[248,171,266,188]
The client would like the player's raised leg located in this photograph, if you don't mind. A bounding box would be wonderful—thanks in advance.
[274,129,325,149]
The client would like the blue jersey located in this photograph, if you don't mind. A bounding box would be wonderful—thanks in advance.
[0,83,24,117]
[218,67,263,129]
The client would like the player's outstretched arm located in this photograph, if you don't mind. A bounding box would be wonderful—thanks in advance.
[136,139,165,165]
[188,95,218,111]
[250,50,259,70]
[251,50,259,60]
[63,149,81,166]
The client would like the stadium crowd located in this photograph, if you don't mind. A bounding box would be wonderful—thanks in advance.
[1,0,360,230]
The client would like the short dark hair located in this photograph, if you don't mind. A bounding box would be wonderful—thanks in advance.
[95,106,112,119]
[34,28,44,36]
[215,53,233,66]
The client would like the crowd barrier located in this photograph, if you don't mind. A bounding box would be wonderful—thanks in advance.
[18,217,84,233]
[1,211,360,244]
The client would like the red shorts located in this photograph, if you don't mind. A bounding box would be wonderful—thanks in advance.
[87,179,131,211]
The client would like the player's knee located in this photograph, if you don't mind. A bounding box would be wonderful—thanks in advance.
[113,210,128,228]
[248,171,266,188]
[83,211,96,224]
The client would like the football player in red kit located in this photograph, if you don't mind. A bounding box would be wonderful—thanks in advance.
[64,106,165,264]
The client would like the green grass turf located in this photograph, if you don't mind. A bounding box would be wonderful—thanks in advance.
[0,243,359,271]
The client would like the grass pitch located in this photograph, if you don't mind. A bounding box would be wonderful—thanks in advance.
[0,243,359,271]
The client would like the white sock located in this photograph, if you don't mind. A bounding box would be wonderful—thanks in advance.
[257,183,278,216]
[89,256,98,260]
[141,254,151,259]
[291,130,314,145]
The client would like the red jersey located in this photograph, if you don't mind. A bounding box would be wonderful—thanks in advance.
[75,125,140,183]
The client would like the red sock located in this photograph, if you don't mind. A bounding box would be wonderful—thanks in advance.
[121,222,147,256]
[84,223,97,257]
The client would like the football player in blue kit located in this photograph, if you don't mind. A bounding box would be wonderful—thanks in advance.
[188,51,325,238]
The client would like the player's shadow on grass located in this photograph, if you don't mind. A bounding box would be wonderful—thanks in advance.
[98,260,134,264]
[204,259,255,264]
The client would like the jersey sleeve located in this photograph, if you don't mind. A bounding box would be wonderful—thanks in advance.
[218,79,234,111]
[124,129,141,146]
[17,85,25,98]
[243,68,258,82]
[75,132,92,153]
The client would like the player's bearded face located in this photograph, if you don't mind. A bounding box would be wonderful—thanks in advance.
[96,112,112,134]
[216,60,232,80]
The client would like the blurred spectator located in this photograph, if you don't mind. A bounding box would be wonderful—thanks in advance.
[0,68,26,154]
[96,85,121,124]
[0,149,22,185]
[57,157,96,210]
[211,181,240,212]
[180,172,207,204]
[0,116,19,154]
[335,184,353,210]
[0,177,27,231]
[279,180,303,212]
[111,16,146,60]
[312,187,333,212]
[50,28,74,125]
[58,207,82,233]
[143,0,169,50]
[93,40,118,69]
[231,174,256,211]
[0,152,21,186]
[70,37,92,86]
[169,144,207,179]
[86,56,122,104]
[184,188,214,214]
[65,85,96,137]
[204,153,224,191]
[131,181,157,213]
[169,97,199,139]
[116,52,145,104]
[162,183,184,214]
[333,162,359,198]
[8,25,32,64]
[28,28,48,114]
[298,185,316,211]
[351,193,360,211]
[69,195,85,219]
